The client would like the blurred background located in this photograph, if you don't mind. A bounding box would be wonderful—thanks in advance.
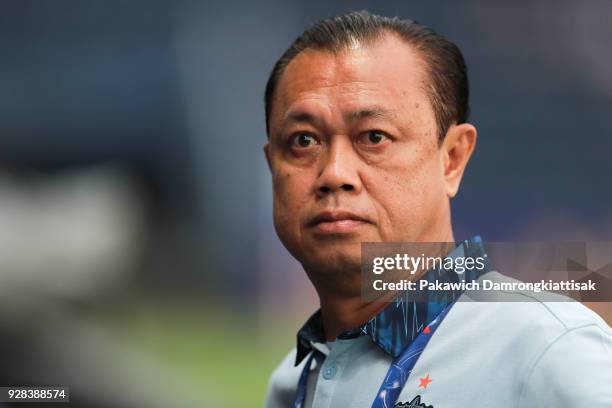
[0,0,610,406]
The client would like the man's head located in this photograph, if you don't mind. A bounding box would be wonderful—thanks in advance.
[265,11,470,142]
[263,11,477,289]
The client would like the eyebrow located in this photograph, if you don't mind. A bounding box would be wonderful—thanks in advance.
[344,106,397,122]
[284,111,318,125]
[283,106,397,127]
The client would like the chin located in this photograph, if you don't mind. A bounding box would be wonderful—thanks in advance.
[301,240,364,274]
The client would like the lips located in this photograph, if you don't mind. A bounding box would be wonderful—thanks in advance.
[308,210,372,234]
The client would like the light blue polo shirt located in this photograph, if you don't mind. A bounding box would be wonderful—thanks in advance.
[264,239,612,407]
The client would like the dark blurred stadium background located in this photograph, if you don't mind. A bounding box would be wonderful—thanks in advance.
[0,1,610,407]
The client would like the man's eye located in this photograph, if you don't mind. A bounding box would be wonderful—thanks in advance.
[358,130,389,145]
[291,133,319,148]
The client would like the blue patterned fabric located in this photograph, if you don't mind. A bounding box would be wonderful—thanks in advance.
[295,236,491,365]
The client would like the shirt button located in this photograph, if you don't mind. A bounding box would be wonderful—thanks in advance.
[322,365,337,380]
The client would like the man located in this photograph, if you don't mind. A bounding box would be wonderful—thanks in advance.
[262,11,612,407]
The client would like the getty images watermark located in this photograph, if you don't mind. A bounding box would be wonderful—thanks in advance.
[361,241,612,302]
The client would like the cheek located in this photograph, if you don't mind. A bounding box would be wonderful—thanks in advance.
[271,167,319,262]
[272,169,312,236]
[364,148,444,240]
[273,170,310,209]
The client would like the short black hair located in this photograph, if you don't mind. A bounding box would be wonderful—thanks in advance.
[264,10,470,141]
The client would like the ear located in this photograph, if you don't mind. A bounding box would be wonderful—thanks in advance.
[263,141,272,172]
[440,123,477,198]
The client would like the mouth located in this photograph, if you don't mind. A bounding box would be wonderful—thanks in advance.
[308,210,372,234]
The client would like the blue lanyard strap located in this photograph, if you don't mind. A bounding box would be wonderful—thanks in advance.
[293,353,315,408]
[371,301,454,408]
[292,301,455,408]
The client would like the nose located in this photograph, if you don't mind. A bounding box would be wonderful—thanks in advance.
[315,138,362,197]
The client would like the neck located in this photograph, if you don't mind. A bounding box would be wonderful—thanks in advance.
[318,290,387,341]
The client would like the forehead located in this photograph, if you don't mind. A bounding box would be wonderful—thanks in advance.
[270,33,430,127]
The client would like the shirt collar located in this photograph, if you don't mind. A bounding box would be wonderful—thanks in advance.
[295,236,491,366]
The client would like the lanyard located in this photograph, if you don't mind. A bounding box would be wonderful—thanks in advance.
[293,301,455,408]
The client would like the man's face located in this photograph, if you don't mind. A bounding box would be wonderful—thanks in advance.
[265,34,453,276]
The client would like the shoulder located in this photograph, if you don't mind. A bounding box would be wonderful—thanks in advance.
[264,348,304,408]
[517,317,612,406]
[445,270,611,367]
[466,270,611,331]
[454,271,612,405]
